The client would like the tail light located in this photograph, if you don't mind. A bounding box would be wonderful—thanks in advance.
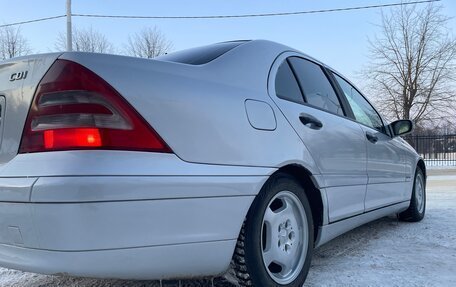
[19,59,171,153]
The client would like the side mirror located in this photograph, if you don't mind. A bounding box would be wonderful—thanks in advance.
[389,119,414,137]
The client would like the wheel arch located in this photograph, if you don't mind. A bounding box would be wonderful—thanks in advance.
[274,164,325,243]
[417,159,426,180]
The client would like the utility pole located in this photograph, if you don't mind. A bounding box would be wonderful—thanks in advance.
[66,0,72,51]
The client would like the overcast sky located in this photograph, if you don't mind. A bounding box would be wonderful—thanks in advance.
[1,0,455,87]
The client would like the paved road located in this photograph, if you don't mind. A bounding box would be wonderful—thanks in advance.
[1,170,455,286]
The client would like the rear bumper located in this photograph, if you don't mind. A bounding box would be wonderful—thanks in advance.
[0,178,258,279]
[0,240,236,280]
[0,151,273,279]
[0,194,256,252]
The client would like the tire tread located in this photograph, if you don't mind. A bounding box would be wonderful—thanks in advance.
[399,167,425,222]
[231,222,253,286]
[227,173,313,287]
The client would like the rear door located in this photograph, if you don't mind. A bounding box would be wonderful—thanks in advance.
[331,73,407,211]
[269,54,368,222]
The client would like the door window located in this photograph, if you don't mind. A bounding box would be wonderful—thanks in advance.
[275,60,304,104]
[288,57,344,116]
[333,74,385,133]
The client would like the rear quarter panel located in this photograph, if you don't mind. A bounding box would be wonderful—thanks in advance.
[59,44,320,174]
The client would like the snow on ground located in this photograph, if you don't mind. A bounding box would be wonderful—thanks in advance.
[1,171,455,287]
[305,172,456,286]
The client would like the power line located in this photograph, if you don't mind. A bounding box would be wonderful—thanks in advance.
[0,15,65,28]
[0,0,441,28]
[73,0,440,20]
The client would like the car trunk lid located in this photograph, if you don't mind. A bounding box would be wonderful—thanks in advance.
[0,54,61,168]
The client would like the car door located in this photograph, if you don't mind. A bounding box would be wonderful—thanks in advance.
[269,54,368,222]
[332,73,408,211]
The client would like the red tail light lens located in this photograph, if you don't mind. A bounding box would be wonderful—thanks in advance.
[44,129,102,149]
[19,59,171,153]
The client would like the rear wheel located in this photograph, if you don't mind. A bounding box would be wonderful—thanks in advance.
[399,168,426,222]
[231,173,313,286]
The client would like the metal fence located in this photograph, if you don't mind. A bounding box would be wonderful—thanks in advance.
[405,134,456,166]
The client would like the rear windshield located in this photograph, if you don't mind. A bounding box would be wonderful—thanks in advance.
[157,41,247,65]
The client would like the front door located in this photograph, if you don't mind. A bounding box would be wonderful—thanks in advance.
[332,73,407,211]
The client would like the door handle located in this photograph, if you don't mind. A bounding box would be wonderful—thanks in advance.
[299,114,323,130]
[366,132,378,143]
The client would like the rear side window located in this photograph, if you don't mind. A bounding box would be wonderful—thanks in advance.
[288,57,344,116]
[157,41,246,65]
[275,61,304,104]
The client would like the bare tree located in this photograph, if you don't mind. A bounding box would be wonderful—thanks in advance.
[0,26,31,60]
[55,27,113,53]
[124,27,172,58]
[364,3,456,127]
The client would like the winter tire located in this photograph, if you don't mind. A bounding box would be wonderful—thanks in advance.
[231,173,314,287]
[399,167,426,222]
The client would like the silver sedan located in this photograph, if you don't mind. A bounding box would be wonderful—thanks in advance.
[0,40,425,286]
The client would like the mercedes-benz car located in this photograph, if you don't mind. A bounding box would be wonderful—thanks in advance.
[0,40,426,286]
